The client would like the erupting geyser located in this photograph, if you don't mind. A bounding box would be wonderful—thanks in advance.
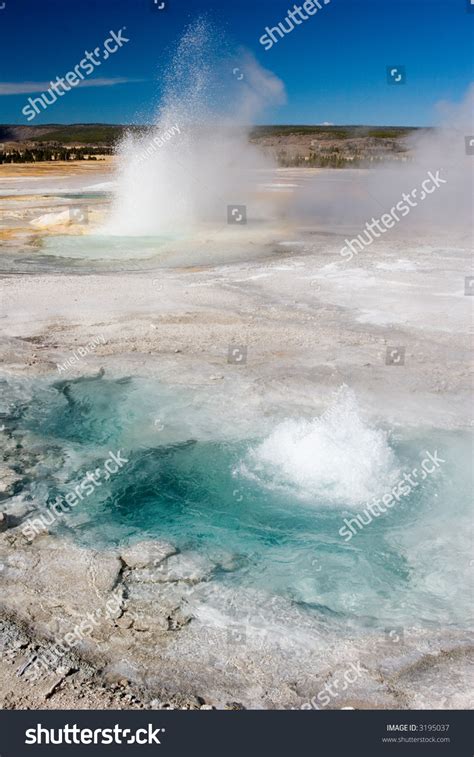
[105,20,285,236]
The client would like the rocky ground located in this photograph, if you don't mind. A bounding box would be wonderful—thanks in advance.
[0,163,472,710]
[0,528,227,710]
[1,520,473,711]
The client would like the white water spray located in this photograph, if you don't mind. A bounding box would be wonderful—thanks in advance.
[105,20,285,236]
[243,388,399,507]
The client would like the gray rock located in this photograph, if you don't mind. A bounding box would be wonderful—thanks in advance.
[115,615,133,629]
[0,535,122,626]
[120,540,177,570]
[0,512,9,532]
[127,552,214,586]
[0,466,22,499]
[158,552,214,584]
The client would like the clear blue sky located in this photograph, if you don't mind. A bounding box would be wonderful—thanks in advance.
[0,0,472,126]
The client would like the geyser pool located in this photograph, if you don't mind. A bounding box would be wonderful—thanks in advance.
[3,373,472,635]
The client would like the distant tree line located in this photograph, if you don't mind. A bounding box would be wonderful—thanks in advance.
[277,152,359,168]
[0,145,113,164]
[276,151,410,168]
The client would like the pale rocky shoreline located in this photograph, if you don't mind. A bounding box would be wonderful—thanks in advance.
[1,520,473,711]
[0,526,226,711]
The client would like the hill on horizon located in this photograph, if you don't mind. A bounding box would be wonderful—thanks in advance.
[0,123,422,146]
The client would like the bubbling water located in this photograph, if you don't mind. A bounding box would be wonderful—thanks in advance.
[243,388,400,506]
[105,20,285,236]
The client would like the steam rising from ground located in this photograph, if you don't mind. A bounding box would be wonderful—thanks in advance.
[105,18,471,244]
[292,84,474,233]
[106,20,285,236]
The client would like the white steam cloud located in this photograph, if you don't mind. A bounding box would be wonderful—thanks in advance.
[290,84,474,234]
[105,20,286,236]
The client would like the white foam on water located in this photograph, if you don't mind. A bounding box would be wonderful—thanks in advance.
[243,387,399,507]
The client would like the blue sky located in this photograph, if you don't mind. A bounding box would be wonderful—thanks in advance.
[0,0,472,126]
